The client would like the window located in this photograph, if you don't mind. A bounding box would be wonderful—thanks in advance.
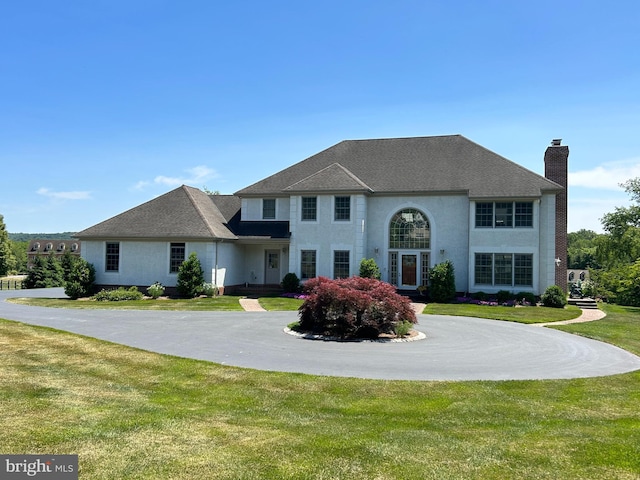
[494,203,513,228]
[515,202,533,227]
[475,202,493,228]
[301,197,317,221]
[389,252,398,286]
[421,252,430,286]
[170,243,186,273]
[514,254,533,286]
[262,199,276,219]
[333,250,350,278]
[474,253,493,285]
[389,209,430,249]
[334,196,351,221]
[105,242,120,272]
[494,254,513,285]
[301,250,316,280]
[475,202,533,228]
[474,253,533,287]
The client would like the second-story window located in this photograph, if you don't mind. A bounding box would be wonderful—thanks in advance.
[262,199,276,219]
[475,201,533,228]
[301,197,317,221]
[334,196,351,221]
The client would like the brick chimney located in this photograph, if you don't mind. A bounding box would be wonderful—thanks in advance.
[544,139,569,291]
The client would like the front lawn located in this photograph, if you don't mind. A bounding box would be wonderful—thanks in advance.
[7,296,245,311]
[0,304,639,479]
[422,302,583,323]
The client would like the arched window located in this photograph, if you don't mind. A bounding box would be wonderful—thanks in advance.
[389,208,430,249]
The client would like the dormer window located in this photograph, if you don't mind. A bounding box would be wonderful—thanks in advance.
[58,243,66,251]
[45,243,53,251]
[262,199,276,219]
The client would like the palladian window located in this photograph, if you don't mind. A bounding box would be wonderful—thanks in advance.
[389,209,430,249]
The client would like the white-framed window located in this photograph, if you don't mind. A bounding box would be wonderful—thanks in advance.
[333,250,350,278]
[301,197,317,221]
[301,250,316,279]
[262,199,276,219]
[334,196,351,221]
[170,242,186,273]
[474,253,533,287]
[105,242,120,272]
[475,202,533,228]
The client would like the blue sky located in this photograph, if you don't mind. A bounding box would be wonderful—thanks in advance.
[2,1,639,233]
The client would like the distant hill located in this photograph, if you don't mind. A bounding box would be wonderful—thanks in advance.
[9,232,77,242]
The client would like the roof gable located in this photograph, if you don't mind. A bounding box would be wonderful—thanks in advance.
[283,162,373,193]
[76,185,237,240]
[235,135,562,198]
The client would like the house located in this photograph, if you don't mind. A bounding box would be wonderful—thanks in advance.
[27,239,81,269]
[76,135,568,296]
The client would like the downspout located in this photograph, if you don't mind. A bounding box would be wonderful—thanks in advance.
[214,240,219,286]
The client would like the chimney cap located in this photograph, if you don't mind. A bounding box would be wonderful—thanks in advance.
[551,139,562,146]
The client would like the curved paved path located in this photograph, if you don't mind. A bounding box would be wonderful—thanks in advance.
[1,288,640,381]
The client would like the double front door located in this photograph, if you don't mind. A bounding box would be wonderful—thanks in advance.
[391,251,429,288]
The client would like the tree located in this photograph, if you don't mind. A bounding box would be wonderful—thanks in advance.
[0,214,16,276]
[359,258,381,279]
[176,252,205,297]
[567,229,601,269]
[596,178,640,267]
[64,258,96,299]
[428,260,456,303]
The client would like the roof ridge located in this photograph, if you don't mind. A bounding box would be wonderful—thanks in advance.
[181,185,224,238]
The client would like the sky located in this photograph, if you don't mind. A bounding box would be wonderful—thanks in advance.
[1,1,639,234]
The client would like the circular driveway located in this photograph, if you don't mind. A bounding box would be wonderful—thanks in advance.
[2,288,640,381]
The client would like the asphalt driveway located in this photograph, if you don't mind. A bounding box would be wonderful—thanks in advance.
[2,288,640,381]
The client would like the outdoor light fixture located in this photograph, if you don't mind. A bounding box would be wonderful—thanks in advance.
[555,258,561,267]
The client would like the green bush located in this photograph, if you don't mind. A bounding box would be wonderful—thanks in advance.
[541,285,567,308]
[177,252,205,298]
[428,261,456,303]
[146,282,165,299]
[64,258,95,299]
[515,291,537,305]
[496,290,513,304]
[202,282,219,297]
[359,258,381,279]
[281,272,301,293]
[471,291,488,301]
[93,286,143,302]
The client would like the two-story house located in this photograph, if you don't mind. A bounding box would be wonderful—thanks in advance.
[76,135,568,295]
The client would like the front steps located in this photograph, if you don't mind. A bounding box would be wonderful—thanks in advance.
[568,297,599,309]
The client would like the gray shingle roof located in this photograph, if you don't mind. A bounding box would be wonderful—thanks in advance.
[235,135,562,198]
[76,185,237,240]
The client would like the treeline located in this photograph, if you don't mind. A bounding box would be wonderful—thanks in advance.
[9,232,77,242]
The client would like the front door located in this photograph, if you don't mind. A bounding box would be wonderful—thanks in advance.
[265,250,280,284]
[401,254,417,287]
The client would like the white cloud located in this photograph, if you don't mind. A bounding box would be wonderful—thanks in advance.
[569,158,640,190]
[136,165,219,190]
[37,188,92,200]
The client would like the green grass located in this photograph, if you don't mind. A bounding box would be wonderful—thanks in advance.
[258,296,304,311]
[422,302,583,323]
[1,305,639,478]
[7,296,245,311]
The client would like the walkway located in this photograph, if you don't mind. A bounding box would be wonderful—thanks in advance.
[1,288,639,381]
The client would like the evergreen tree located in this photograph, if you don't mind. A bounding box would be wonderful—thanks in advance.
[64,258,96,299]
[428,260,456,303]
[176,252,205,297]
[45,253,64,287]
[24,255,48,288]
[0,214,16,276]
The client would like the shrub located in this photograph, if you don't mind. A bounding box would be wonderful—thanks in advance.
[359,258,381,279]
[515,291,537,306]
[428,261,456,303]
[177,252,205,298]
[93,286,143,301]
[281,272,301,293]
[146,282,165,299]
[541,285,567,308]
[202,282,219,297]
[496,290,513,304]
[471,291,488,301]
[298,276,416,339]
[63,258,95,299]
